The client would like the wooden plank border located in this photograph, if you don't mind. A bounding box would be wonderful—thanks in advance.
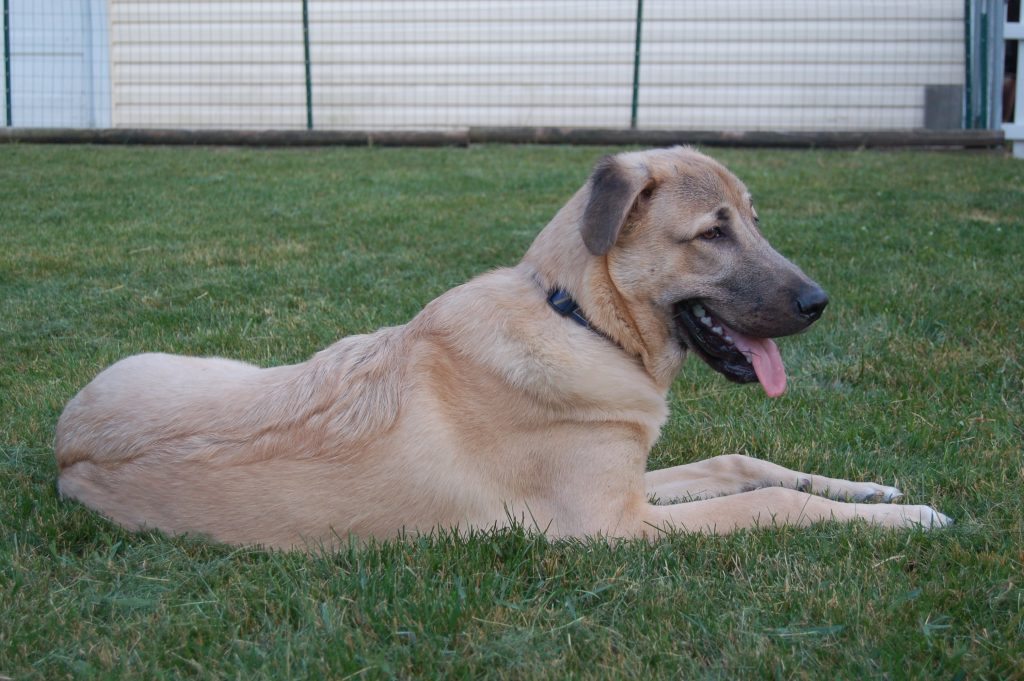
[0,127,1004,149]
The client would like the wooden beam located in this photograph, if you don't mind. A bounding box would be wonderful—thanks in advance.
[0,127,1005,149]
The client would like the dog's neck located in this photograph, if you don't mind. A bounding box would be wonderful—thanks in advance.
[520,189,683,389]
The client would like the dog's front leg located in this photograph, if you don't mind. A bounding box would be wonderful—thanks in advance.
[645,454,903,503]
[634,486,951,535]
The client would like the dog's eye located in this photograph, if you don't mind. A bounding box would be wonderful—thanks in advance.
[699,227,724,240]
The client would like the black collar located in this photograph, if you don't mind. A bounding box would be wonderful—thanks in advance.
[546,289,615,344]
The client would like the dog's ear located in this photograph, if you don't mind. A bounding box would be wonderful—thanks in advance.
[580,156,654,256]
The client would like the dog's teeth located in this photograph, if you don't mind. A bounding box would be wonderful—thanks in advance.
[724,335,733,343]
[700,316,712,327]
[692,304,706,317]
[712,326,723,335]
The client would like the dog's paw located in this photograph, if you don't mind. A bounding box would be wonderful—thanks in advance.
[851,482,903,503]
[814,480,903,503]
[893,504,953,530]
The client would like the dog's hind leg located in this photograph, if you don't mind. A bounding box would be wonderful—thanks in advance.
[645,454,903,503]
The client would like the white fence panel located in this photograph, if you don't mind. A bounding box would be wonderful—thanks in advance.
[8,0,109,127]
[7,0,972,133]
[1004,19,1024,156]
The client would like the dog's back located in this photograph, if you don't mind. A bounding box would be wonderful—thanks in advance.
[57,353,261,469]
[55,327,413,547]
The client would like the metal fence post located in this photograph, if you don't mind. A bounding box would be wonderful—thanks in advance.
[965,0,974,127]
[302,0,313,130]
[3,0,11,126]
[965,0,1006,131]
[630,0,643,129]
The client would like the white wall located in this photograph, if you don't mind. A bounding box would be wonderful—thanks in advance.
[103,0,965,131]
[308,1,637,129]
[639,0,964,130]
[110,0,307,128]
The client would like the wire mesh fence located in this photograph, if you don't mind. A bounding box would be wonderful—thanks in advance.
[1,0,979,133]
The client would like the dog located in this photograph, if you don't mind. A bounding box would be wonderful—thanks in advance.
[55,147,950,549]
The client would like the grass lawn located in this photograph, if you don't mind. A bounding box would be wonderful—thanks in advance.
[1,143,1022,679]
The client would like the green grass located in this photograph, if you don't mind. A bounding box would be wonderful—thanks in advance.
[1,144,1022,679]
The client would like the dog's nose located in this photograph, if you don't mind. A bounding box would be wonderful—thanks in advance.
[795,286,829,321]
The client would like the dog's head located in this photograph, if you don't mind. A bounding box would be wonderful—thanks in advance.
[580,147,827,397]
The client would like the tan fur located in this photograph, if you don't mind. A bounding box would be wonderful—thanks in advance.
[55,147,949,549]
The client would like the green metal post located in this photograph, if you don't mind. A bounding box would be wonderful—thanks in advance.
[302,0,313,130]
[630,0,643,129]
[964,0,973,129]
[979,9,988,128]
[3,0,11,126]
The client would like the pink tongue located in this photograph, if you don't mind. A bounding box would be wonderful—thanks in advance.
[728,332,787,398]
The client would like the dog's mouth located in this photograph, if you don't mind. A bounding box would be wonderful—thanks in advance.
[672,301,788,398]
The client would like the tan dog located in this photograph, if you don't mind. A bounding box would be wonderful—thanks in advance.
[55,147,950,549]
